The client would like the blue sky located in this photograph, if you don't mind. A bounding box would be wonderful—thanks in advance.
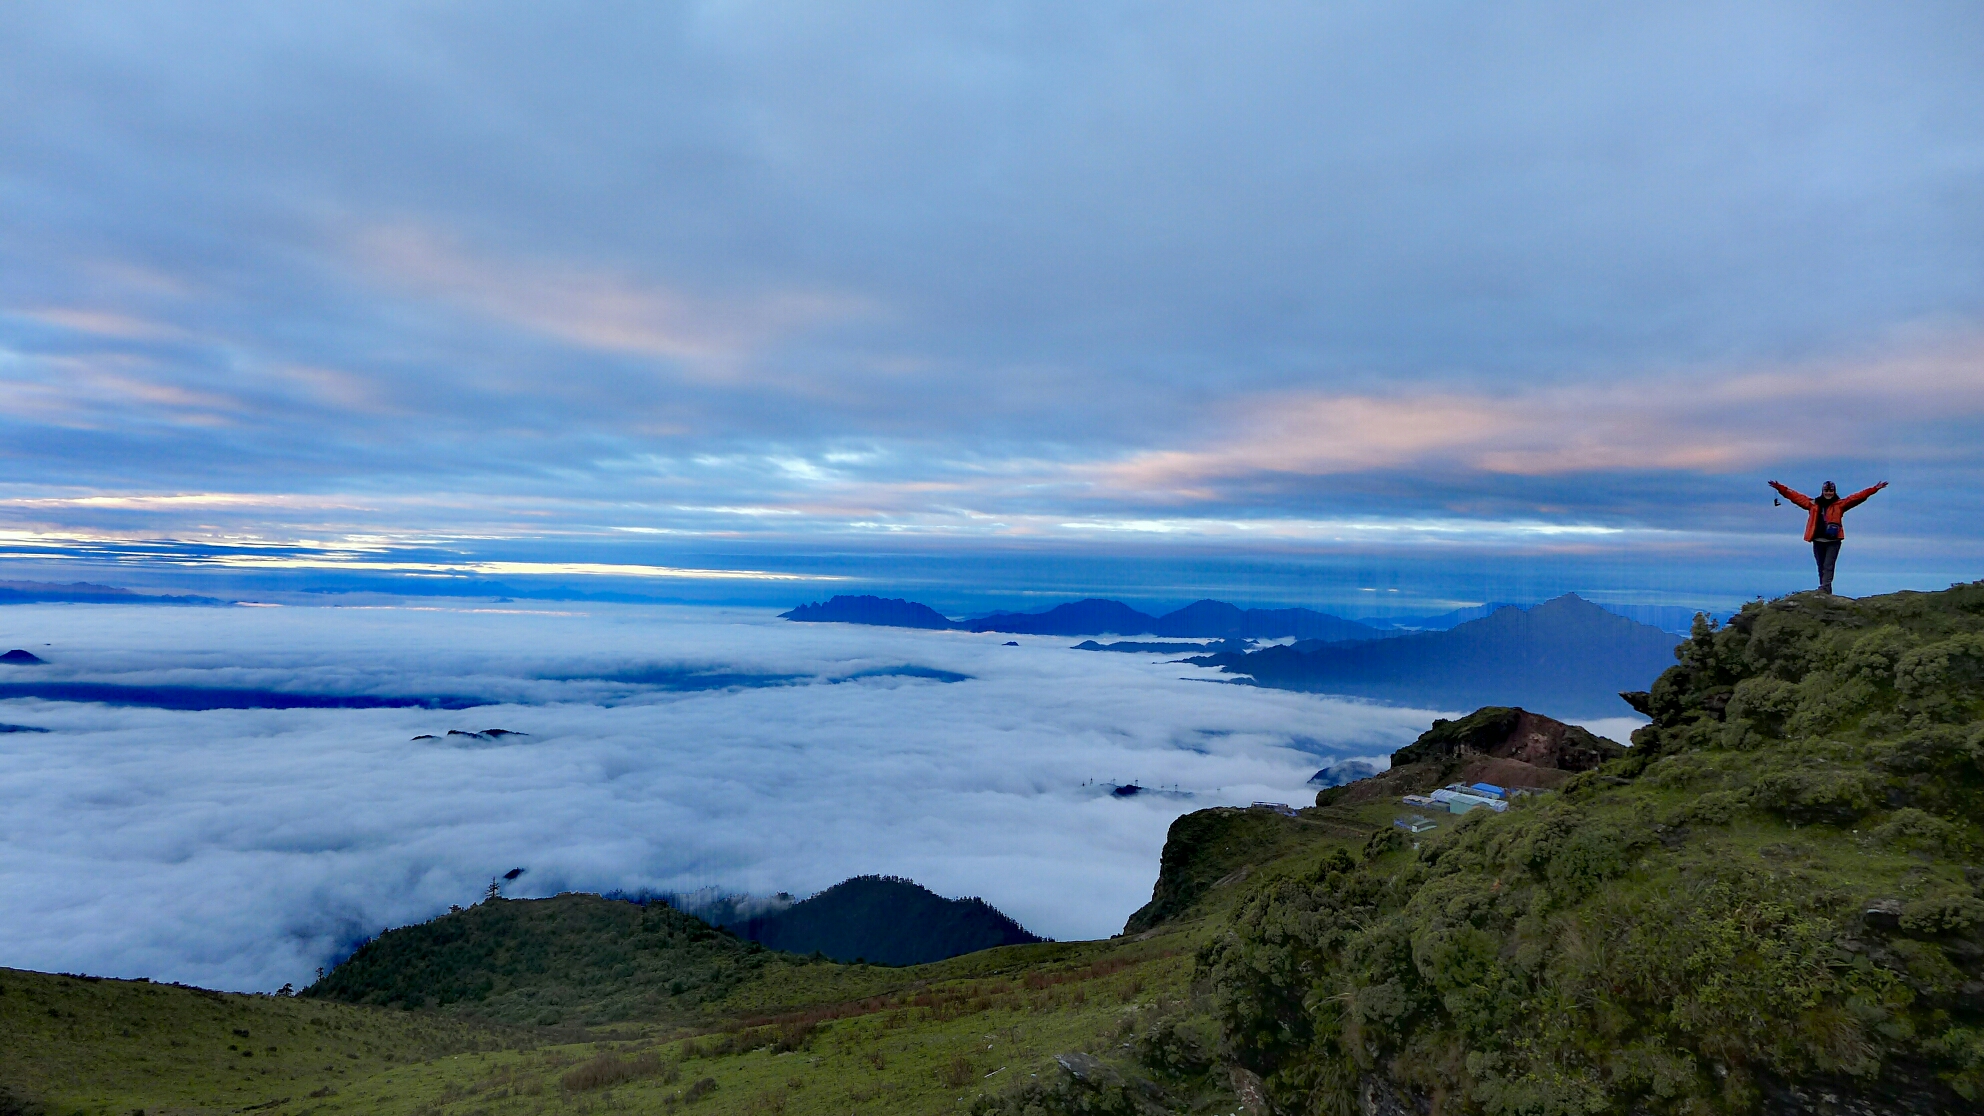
[2,2,1981,613]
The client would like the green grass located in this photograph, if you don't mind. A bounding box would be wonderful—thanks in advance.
[1123,805,1382,935]
[0,966,511,1114]
[303,892,790,1027]
[298,945,1209,1116]
[0,924,1257,1116]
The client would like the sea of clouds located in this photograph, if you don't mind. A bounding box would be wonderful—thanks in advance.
[1,601,1479,992]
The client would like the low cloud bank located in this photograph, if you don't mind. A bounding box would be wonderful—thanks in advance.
[0,602,1441,991]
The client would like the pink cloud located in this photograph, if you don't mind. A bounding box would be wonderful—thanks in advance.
[351,225,873,380]
[1085,336,1984,498]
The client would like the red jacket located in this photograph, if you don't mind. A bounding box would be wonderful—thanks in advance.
[1771,482,1882,542]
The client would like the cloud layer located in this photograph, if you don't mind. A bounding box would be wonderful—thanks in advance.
[0,602,1449,990]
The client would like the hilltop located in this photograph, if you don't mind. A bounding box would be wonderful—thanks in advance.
[728,876,1042,965]
[302,893,783,1026]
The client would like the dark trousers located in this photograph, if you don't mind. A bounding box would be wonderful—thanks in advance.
[1813,539,1841,593]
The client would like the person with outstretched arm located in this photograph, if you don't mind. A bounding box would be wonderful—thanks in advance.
[1768,479,1887,595]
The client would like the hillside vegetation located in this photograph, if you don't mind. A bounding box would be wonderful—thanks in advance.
[1205,585,1984,1114]
[303,893,792,1026]
[0,967,509,1114]
[10,583,1984,1116]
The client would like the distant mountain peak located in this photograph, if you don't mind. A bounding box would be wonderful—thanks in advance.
[730,874,1042,965]
[781,595,959,629]
[1193,594,1680,718]
[0,580,227,606]
[779,591,1388,641]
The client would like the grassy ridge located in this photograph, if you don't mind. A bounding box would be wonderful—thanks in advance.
[303,892,790,1026]
[1204,585,1984,1114]
[1124,806,1382,935]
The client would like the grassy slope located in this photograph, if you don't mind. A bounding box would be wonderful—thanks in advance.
[0,967,510,1114]
[1206,585,1984,1115]
[2,800,1381,1116]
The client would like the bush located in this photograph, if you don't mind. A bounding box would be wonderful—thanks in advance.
[940,1054,976,1088]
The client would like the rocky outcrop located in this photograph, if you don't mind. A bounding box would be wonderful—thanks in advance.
[1391,706,1624,771]
[1320,706,1624,807]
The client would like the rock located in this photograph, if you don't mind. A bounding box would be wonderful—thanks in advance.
[1230,1066,1269,1115]
[1053,1052,1115,1085]
[1317,706,1622,809]
[1359,1075,1428,1116]
[1864,898,1903,931]
[1391,706,1624,773]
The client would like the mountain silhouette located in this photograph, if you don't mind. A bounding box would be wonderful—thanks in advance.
[728,875,1041,965]
[780,595,960,629]
[0,580,226,606]
[1150,599,1383,641]
[784,592,1385,639]
[1359,603,1517,631]
[1190,593,1680,718]
[968,599,1158,635]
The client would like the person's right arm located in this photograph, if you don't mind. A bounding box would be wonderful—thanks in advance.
[1769,481,1813,509]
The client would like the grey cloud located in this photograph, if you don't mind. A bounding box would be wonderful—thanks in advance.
[0,2,1980,550]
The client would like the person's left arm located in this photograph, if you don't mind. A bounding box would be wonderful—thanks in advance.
[1839,481,1888,511]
